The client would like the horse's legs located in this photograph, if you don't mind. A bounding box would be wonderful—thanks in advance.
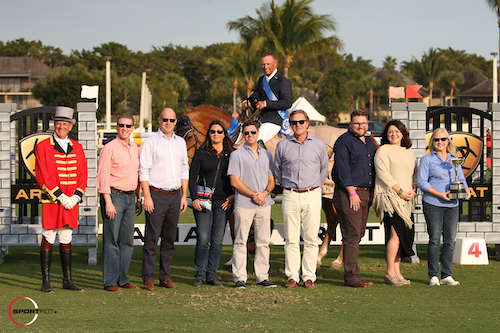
[318,197,338,267]
[329,243,343,270]
[223,214,236,270]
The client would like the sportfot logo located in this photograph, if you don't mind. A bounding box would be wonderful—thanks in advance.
[425,131,483,178]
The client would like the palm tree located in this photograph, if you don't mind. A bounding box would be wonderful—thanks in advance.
[227,0,343,78]
[206,45,261,114]
[486,0,500,55]
[410,47,448,106]
[436,70,465,106]
[382,56,398,70]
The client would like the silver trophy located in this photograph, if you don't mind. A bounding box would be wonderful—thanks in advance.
[449,158,467,199]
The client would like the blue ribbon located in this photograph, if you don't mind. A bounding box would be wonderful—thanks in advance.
[262,77,291,136]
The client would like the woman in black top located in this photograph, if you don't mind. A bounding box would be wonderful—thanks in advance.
[190,120,234,287]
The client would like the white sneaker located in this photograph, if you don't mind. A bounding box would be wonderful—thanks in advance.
[429,276,440,286]
[440,276,460,286]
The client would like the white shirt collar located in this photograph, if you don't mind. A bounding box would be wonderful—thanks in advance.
[266,69,278,81]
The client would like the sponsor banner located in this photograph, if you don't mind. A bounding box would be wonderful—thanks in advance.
[129,223,385,246]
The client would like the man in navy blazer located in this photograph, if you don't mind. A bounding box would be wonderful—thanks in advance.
[242,52,293,144]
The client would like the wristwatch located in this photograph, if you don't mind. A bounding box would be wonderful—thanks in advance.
[396,188,403,197]
[266,190,271,196]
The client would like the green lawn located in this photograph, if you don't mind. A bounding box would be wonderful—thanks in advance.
[1,239,498,332]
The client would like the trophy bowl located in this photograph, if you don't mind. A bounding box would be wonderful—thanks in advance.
[449,158,467,199]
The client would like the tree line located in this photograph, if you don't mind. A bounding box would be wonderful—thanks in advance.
[0,0,495,125]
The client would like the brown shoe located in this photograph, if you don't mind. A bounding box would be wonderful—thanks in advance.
[285,279,298,289]
[160,279,178,289]
[143,280,155,291]
[304,280,316,289]
[362,280,374,286]
[104,285,122,292]
[348,281,369,288]
[120,283,140,289]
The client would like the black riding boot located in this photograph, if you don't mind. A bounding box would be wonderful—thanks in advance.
[40,238,54,293]
[60,243,84,291]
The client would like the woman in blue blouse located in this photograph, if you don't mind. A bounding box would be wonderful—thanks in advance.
[417,128,471,286]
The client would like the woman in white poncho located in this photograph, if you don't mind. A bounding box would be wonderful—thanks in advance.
[373,120,417,286]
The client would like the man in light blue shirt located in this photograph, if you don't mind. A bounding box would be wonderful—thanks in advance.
[228,121,276,289]
[274,110,329,289]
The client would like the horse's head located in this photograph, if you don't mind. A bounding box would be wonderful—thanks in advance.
[176,115,204,165]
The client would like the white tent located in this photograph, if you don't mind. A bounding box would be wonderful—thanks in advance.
[288,97,326,123]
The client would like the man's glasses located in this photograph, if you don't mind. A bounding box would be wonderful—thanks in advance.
[433,137,448,142]
[210,129,224,134]
[290,120,306,126]
[117,124,132,128]
[244,130,257,136]
[352,122,368,127]
[161,118,176,123]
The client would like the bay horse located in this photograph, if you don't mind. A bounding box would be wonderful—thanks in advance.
[176,105,368,270]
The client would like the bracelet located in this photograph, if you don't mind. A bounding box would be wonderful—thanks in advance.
[397,188,403,196]
[266,190,271,196]
[349,192,357,197]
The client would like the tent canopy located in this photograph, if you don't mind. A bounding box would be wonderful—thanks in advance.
[288,97,326,123]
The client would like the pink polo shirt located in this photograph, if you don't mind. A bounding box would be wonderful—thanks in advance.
[97,136,140,194]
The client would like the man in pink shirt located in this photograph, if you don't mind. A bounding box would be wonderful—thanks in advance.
[97,114,142,291]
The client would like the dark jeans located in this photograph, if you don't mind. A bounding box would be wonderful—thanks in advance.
[101,190,136,287]
[193,203,232,281]
[142,190,180,282]
[423,202,459,279]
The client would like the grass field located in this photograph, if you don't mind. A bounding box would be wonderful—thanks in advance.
[1,240,499,332]
[1,205,498,332]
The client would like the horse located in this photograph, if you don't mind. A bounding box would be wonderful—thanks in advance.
[176,105,366,270]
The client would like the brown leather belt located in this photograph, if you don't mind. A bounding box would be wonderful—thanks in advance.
[355,187,372,191]
[285,186,320,193]
[150,186,180,195]
[111,187,135,195]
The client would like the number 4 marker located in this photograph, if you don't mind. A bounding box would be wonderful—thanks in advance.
[468,242,482,258]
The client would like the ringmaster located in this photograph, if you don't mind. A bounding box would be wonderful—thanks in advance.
[139,108,189,291]
[36,106,88,293]
[242,52,293,144]
[228,121,276,289]
[274,110,329,289]
[97,114,142,292]
[333,110,376,288]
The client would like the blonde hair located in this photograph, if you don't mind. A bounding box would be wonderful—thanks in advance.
[429,127,457,156]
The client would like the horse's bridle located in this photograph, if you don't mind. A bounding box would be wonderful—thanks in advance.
[176,116,206,160]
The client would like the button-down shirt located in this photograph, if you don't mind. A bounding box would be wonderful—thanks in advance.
[417,150,468,207]
[97,137,139,194]
[228,144,275,209]
[332,129,376,189]
[274,133,329,190]
[139,130,189,190]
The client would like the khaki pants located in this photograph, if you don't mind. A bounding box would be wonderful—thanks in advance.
[282,187,322,282]
[232,205,272,283]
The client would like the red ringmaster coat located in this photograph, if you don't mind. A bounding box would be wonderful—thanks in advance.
[35,136,88,229]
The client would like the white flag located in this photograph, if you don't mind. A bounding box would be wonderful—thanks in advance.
[81,85,99,109]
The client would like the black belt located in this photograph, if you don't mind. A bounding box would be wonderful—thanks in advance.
[354,187,372,192]
[111,187,135,195]
[150,186,180,195]
[285,186,320,193]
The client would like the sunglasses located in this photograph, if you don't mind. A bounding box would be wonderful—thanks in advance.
[290,120,306,125]
[117,123,133,128]
[210,129,224,134]
[161,118,176,123]
[244,130,257,136]
[433,137,448,142]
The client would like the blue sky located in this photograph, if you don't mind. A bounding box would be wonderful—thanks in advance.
[2,0,498,68]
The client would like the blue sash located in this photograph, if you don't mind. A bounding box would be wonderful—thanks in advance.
[262,77,292,136]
